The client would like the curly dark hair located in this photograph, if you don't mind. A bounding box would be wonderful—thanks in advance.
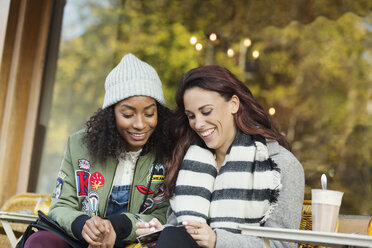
[163,65,290,197]
[83,102,174,163]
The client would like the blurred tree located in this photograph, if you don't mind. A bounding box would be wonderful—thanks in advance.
[339,125,372,214]
[248,13,372,214]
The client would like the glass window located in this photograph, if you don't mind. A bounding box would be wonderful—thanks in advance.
[37,0,372,215]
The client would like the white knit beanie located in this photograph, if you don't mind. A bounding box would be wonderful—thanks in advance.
[102,53,166,109]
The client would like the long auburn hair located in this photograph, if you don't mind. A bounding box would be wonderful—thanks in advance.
[163,65,290,197]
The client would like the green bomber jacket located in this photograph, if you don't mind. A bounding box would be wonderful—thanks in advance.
[48,129,169,243]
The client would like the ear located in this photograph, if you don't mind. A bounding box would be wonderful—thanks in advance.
[229,95,240,114]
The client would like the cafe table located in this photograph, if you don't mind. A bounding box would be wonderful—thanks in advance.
[238,225,372,248]
[0,211,38,248]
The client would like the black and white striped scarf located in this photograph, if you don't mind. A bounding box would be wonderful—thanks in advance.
[171,130,281,233]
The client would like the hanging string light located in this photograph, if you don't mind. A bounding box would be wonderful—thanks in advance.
[209,33,217,42]
[243,38,252,47]
[268,107,276,116]
[252,50,260,59]
[190,36,197,45]
[195,43,203,51]
[227,48,234,57]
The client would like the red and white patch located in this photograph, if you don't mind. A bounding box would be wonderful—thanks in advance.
[90,171,105,190]
[78,159,91,170]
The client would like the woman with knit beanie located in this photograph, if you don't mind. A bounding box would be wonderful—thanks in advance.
[136,65,304,248]
[24,54,174,248]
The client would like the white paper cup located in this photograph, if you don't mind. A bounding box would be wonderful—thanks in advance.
[311,189,343,232]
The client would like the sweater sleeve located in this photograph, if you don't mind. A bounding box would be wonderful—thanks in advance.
[71,215,90,244]
[215,145,305,248]
[105,214,132,239]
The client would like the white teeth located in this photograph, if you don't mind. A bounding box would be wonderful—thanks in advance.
[132,133,145,137]
[201,129,214,137]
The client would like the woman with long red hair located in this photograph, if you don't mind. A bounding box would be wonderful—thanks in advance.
[137,65,304,248]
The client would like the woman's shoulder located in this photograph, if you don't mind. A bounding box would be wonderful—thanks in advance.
[66,129,88,151]
[67,128,86,142]
[266,139,303,173]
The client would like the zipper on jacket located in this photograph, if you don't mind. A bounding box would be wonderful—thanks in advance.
[103,162,117,217]
[127,157,140,212]
[138,162,156,213]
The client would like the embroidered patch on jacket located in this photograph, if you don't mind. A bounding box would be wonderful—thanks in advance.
[54,177,63,199]
[139,198,154,214]
[88,192,99,216]
[75,170,90,197]
[147,164,165,183]
[82,196,89,214]
[90,171,105,190]
[136,185,154,195]
[57,171,67,179]
[78,159,91,170]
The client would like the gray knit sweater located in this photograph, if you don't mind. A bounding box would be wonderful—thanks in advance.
[166,139,305,248]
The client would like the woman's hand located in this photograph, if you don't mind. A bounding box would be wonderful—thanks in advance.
[135,218,164,237]
[98,220,116,248]
[184,220,216,248]
[83,216,116,248]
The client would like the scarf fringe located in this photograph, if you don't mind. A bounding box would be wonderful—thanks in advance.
[260,158,282,225]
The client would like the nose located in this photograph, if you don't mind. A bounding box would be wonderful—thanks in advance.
[133,115,145,130]
[193,115,205,130]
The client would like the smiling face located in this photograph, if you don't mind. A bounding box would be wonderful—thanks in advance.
[114,96,158,152]
[183,87,239,157]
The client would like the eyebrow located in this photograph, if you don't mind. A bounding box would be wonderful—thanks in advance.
[119,103,156,111]
[185,104,213,113]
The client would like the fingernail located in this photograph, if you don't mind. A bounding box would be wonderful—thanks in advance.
[150,227,155,232]
[182,221,188,225]
[144,223,150,228]
[149,221,155,226]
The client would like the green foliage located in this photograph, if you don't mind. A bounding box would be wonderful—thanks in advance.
[248,13,372,214]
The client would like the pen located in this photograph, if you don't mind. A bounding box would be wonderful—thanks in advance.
[134,214,146,223]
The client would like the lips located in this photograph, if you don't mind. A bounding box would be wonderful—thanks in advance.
[128,132,146,141]
[200,128,215,138]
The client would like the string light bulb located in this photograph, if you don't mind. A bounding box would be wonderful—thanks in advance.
[252,50,260,59]
[190,36,197,45]
[243,38,252,47]
[268,107,276,116]
[195,43,203,51]
[209,33,217,42]
[227,48,234,57]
